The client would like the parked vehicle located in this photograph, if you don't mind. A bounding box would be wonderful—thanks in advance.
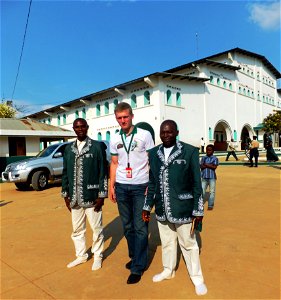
[1,140,110,191]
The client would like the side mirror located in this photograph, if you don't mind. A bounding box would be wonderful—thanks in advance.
[53,152,62,158]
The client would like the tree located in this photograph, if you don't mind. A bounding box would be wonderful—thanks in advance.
[0,100,29,118]
[262,111,281,133]
[0,102,17,118]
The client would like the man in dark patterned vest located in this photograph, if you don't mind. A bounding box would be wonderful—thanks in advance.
[62,118,108,270]
[142,120,207,296]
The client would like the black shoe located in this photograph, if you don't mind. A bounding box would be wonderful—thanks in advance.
[249,165,253,167]
[127,274,141,284]
[125,261,132,269]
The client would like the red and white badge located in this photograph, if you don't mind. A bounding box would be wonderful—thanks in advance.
[126,167,133,178]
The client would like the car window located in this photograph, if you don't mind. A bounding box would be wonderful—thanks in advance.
[36,144,59,158]
[54,144,68,156]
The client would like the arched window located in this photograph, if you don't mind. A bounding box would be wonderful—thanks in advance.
[144,91,150,105]
[113,99,118,109]
[262,96,265,102]
[48,118,51,124]
[223,81,227,88]
[251,91,254,98]
[217,78,220,86]
[82,108,86,119]
[257,93,260,101]
[247,90,250,97]
[105,102,109,114]
[96,104,101,117]
[233,130,237,141]
[131,94,137,108]
[238,87,241,93]
[243,88,246,95]
[210,76,214,84]
[97,132,102,141]
[208,127,212,140]
[229,83,233,90]
[75,110,79,119]
[166,90,172,105]
[57,115,61,126]
[63,114,66,125]
[106,131,110,141]
[115,129,120,133]
[176,92,181,106]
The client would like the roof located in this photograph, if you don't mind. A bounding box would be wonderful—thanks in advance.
[0,118,76,137]
[25,47,281,119]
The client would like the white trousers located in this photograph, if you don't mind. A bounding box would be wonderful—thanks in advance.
[157,220,204,286]
[71,206,104,261]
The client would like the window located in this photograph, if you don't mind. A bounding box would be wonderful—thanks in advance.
[48,118,51,124]
[97,132,102,141]
[208,127,212,140]
[262,96,265,102]
[113,99,118,109]
[96,104,101,117]
[57,115,61,126]
[131,94,137,108]
[166,90,172,105]
[257,93,260,101]
[243,88,246,95]
[210,76,214,84]
[115,129,120,133]
[233,130,237,141]
[75,110,79,118]
[223,81,226,88]
[106,131,110,141]
[229,83,233,90]
[63,114,66,125]
[238,87,241,93]
[217,78,220,86]
[251,91,254,98]
[144,91,150,105]
[82,108,86,119]
[247,90,250,97]
[176,92,181,106]
[105,102,109,115]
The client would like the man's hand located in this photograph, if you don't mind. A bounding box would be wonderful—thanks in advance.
[142,210,150,223]
[94,198,104,212]
[110,186,116,203]
[193,216,203,231]
[64,197,71,212]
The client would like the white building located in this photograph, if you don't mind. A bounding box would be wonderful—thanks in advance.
[26,47,281,150]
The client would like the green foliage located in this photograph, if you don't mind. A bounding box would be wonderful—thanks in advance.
[0,103,17,118]
[263,111,281,133]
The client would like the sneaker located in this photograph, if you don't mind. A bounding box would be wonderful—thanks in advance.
[152,271,175,282]
[195,283,208,295]
[92,260,102,271]
[67,257,87,268]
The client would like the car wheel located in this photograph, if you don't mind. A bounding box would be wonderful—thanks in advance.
[32,171,49,191]
[15,182,31,191]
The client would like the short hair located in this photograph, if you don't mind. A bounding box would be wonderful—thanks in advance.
[73,118,88,127]
[206,144,214,150]
[160,119,178,131]
[114,102,133,115]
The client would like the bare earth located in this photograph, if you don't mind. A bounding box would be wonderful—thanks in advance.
[0,165,280,300]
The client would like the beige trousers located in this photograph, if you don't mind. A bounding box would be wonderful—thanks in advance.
[157,220,204,286]
[71,206,104,261]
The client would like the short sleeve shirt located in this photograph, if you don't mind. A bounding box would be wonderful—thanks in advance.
[110,127,154,184]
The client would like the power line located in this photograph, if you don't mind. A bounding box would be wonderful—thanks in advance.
[11,0,33,101]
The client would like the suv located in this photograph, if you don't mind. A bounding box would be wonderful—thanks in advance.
[2,142,71,191]
[2,140,111,191]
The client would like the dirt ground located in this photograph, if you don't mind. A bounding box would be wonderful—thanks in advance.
[0,165,280,300]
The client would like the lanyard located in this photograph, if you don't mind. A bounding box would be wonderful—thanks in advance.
[121,132,135,168]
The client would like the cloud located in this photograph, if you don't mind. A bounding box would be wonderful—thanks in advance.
[248,1,280,30]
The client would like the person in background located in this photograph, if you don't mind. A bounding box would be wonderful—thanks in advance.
[264,134,279,162]
[225,138,239,161]
[200,144,219,210]
[142,120,207,296]
[200,137,205,153]
[110,102,154,284]
[62,118,108,270]
[249,136,259,167]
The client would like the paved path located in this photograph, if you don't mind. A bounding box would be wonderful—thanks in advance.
[1,165,280,299]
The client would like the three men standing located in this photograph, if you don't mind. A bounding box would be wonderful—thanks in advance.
[62,118,108,270]
[110,103,154,284]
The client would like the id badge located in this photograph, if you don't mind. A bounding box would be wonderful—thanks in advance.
[126,167,133,178]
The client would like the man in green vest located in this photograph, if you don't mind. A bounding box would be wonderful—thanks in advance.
[142,120,207,296]
[62,118,108,271]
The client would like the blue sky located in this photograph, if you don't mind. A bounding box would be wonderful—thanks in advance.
[1,0,280,116]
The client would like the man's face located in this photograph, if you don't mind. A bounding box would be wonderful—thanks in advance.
[115,109,134,132]
[73,120,88,140]
[160,122,178,148]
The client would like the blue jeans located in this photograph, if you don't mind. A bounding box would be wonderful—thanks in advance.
[201,178,216,208]
[115,182,148,275]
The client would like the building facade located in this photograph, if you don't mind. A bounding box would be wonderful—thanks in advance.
[26,48,281,150]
